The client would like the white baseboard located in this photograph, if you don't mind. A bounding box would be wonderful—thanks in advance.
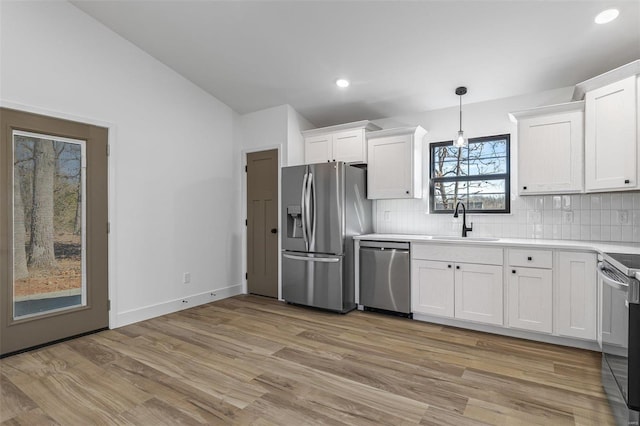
[115,283,243,328]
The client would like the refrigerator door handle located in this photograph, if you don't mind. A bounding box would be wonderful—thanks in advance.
[301,171,308,249]
[309,172,317,248]
[305,172,314,249]
[283,253,340,263]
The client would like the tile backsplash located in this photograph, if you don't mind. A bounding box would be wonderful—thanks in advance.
[374,192,640,242]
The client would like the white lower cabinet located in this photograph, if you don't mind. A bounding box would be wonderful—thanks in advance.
[556,251,597,340]
[454,263,503,325]
[508,267,553,333]
[412,260,454,318]
[409,243,598,347]
[411,245,503,326]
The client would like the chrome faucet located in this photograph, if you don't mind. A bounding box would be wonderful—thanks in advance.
[453,201,473,237]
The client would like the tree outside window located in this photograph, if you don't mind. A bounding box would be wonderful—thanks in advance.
[430,134,510,214]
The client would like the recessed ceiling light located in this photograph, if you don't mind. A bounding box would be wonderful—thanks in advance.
[336,79,350,88]
[595,8,619,24]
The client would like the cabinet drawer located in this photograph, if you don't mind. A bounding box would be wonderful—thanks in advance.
[412,244,503,265]
[508,249,552,269]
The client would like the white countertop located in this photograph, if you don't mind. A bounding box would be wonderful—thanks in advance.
[354,233,640,256]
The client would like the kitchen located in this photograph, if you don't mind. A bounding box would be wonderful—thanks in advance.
[1,1,639,424]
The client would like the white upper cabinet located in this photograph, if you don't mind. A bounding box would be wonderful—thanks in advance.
[304,134,332,164]
[303,121,380,164]
[367,126,427,199]
[584,75,638,192]
[511,102,584,195]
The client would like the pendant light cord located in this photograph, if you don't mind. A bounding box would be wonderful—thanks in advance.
[459,95,462,132]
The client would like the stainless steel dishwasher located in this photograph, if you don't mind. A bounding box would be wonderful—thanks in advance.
[359,240,411,317]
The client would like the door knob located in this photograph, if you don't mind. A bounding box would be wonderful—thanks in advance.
[271,228,277,234]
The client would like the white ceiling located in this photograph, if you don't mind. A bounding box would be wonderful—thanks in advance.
[72,1,640,127]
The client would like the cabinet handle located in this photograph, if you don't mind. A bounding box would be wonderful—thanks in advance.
[512,269,516,274]
[447,264,452,268]
[406,190,410,194]
[527,256,532,261]
[625,179,631,184]
[456,265,460,270]
[522,186,527,190]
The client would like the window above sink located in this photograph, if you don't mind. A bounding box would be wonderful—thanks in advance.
[429,134,511,214]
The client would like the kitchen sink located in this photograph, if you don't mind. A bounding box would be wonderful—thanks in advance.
[430,236,500,242]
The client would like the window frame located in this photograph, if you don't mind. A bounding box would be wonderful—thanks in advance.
[429,134,511,214]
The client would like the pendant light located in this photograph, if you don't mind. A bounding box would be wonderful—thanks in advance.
[453,86,468,148]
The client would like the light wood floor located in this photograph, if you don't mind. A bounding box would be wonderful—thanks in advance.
[1,295,613,425]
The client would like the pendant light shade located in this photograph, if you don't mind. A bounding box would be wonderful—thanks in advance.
[453,86,468,148]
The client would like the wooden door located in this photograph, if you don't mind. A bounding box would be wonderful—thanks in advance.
[246,149,278,298]
[1,108,109,356]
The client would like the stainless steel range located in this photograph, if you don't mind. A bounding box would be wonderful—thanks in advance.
[599,252,640,425]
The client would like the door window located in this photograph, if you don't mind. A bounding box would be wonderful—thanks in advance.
[13,130,87,319]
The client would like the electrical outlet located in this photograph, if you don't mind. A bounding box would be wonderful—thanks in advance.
[562,211,573,224]
[527,210,542,224]
[618,210,630,225]
[183,272,191,284]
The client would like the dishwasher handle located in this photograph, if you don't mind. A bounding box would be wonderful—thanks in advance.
[360,246,409,254]
[359,241,410,250]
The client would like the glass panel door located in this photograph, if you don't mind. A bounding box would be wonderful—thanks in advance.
[1,107,108,357]
[13,130,87,319]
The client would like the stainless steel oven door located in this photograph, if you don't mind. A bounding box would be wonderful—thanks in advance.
[598,262,638,425]
[600,263,629,349]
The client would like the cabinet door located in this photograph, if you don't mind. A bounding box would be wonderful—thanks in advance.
[367,134,413,199]
[305,134,332,164]
[411,260,454,317]
[518,111,583,194]
[556,251,597,340]
[454,263,503,325]
[333,130,365,163]
[585,76,638,191]
[508,267,552,333]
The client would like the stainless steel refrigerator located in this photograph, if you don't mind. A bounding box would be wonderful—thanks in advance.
[282,162,372,313]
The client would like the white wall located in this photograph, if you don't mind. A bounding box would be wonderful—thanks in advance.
[1,1,244,327]
[238,103,313,299]
[239,103,313,166]
[287,106,314,166]
[371,87,640,243]
[240,104,289,162]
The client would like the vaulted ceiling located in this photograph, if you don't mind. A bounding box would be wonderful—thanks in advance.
[73,1,640,127]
